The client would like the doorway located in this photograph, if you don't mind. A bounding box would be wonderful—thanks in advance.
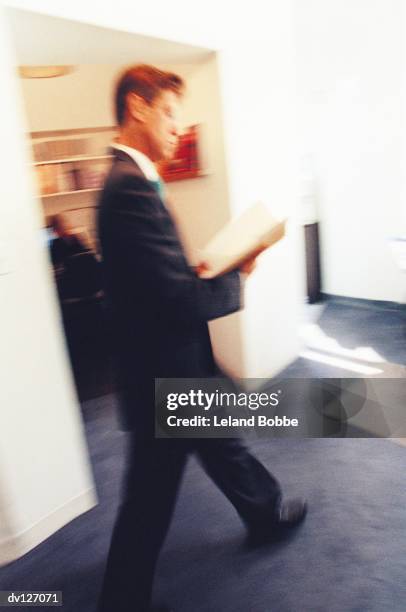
[6,7,230,401]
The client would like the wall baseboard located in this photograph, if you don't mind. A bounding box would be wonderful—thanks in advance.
[0,488,97,567]
[320,293,406,313]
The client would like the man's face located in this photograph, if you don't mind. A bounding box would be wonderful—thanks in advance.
[143,89,181,162]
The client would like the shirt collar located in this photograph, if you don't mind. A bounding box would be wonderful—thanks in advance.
[111,142,160,182]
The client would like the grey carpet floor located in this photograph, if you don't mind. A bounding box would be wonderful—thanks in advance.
[1,300,406,612]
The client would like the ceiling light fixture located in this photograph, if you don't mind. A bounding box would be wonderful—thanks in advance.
[18,65,75,79]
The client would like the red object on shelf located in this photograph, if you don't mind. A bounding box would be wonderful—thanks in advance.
[160,125,201,182]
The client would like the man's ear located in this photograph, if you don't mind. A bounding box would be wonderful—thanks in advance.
[127,92,148,123]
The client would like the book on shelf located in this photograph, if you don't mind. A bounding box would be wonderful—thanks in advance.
[197,201,286,279]
[35,160,110,195]
[36,164,58,195]
[33,137,90,162]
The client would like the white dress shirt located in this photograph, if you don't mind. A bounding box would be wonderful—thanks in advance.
[111,142,160,182]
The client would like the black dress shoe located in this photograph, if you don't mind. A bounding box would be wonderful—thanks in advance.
[276,497,307,527]
[247,497,307,544]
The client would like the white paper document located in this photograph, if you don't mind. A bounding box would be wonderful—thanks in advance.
[198,202,286,279]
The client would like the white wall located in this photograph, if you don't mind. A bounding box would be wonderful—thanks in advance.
[295,0,406,302]
[216,23,303,377]
[0,6,95,565]
[164,57,248,375]
[165,58,231,254]
[168,23,302,377]
[168,16,302,378]
[20,64,117,130]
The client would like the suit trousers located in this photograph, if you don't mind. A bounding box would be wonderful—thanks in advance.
[98,434,282,612]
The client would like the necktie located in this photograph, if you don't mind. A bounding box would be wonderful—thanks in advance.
[150,178,166,202]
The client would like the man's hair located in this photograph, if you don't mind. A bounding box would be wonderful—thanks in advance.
[114,64,184,125]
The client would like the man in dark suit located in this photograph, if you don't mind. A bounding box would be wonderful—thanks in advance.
[97,65,306,612]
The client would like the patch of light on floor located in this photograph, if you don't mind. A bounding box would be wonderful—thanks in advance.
[390,438,406,447]
[300,349,384,375]
[301,323,387,364]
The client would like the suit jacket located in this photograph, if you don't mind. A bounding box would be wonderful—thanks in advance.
[98,148,242,430]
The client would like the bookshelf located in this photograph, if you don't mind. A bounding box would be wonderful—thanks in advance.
[31,126,116,199]
[30,126,116,249]
[41,188,103,199]
[33,154,112,167]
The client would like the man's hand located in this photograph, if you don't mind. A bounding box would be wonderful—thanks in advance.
[239,255,257,275]
[238,244,266,276]
[196,245,266,278]
[195,261,210,277]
